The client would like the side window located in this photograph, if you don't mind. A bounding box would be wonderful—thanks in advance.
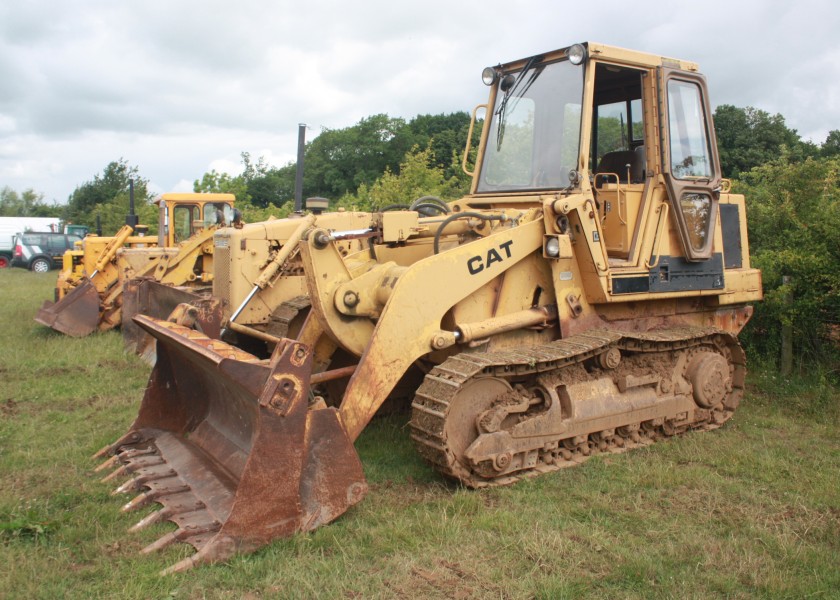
[203,203,234,227]
[596,100,630,158]
[48,236,67,252]
[667,80,713,179]
[24,234,45,247]
[594,98,644,162]
[677,193,712,251]
[668,78,714,250]
[173,205,199,242]
[591,64,646,183]
[661,71,721,261]
[630,98,643,142]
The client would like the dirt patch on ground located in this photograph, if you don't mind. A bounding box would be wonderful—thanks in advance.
[2,398,18,417]
[37,366,76,377]
[383,559,500,599]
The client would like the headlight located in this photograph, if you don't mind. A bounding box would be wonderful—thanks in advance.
[545,236,561,258]
[482,67,498,86]
[500,74,516,92]
[567,43,586,65]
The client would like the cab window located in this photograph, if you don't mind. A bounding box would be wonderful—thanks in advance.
[203,203,234,227]
[483,98,535,187]
[173,205,200,242]
[477,58,584,192]
[667,80,713,179]
[661,71,720,260]
[591,64,646,184]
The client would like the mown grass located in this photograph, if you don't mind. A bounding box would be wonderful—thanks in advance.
[0,267,838,599]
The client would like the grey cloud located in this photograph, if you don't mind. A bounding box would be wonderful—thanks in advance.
[1,0,838,202]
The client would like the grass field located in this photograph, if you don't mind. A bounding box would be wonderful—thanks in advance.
[0,268,838,599]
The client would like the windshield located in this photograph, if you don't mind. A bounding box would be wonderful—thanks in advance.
[477,58,584,193]
[204,202,235,227]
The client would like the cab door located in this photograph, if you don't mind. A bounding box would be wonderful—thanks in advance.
[659,69,722,261]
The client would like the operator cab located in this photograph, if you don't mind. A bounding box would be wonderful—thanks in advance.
[472,43,722,274]
[172,202,236,243]
[156,194,236,246]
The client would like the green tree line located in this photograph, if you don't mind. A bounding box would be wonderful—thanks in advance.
[2,106,836,371]
[193,113,476,215]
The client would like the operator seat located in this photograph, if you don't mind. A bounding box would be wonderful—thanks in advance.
[595,149,644,186]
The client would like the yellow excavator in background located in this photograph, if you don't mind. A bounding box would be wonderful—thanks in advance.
[35,193,236,340]
[96,42,762,574]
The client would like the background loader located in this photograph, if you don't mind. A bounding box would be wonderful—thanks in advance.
[97,42,762,574]
[36,193,236,341]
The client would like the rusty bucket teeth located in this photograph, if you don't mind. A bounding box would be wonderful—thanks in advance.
[162,555,201,576]
[129,507,172,532]
[101,464,130,483]
[94,455,119,473]
[103,453,165,484]
[96,315,368,575]
[141,531,180,555]
[119,447,158,459]
[112,467,176,496]
[141,521,221,555]
[160,534,240,576]
[93,433,149,461]
[122,482,192,513]
[112,479,140,496]
[121,490,154,513]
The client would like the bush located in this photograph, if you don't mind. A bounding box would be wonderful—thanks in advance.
[736,153,840,373]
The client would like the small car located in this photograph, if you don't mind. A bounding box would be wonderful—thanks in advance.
[11,232,83,272]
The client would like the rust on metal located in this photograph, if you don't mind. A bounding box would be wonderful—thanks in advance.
[34,280,101,337]
[121,278,223,364]
[310,364,357,385]
[409,328,745,488]
[96,316,367,575]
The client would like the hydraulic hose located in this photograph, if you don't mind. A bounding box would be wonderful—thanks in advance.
[223,214,315,336]
[432,212,506,255]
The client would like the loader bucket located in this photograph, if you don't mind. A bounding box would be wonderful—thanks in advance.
[95,315,367,575]
[121,278,223,364]
[34,279,100,337]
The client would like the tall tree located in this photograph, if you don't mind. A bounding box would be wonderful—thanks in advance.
[192,112,480,211]
[737,153,840,363]
[405,112,472,178]
[240,152,295,209]
[193,169,249,201]
[713,105,815,178]
[821,130,840,158]
[303,114,411,199]
[337,145,470,211]
[65,160,154,234]
[0,187,56,217]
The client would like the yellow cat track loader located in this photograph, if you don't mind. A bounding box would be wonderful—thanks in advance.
[96,42,762,574]
[36,193,236,339]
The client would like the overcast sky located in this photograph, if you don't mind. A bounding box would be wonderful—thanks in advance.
[1,0,838,203]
